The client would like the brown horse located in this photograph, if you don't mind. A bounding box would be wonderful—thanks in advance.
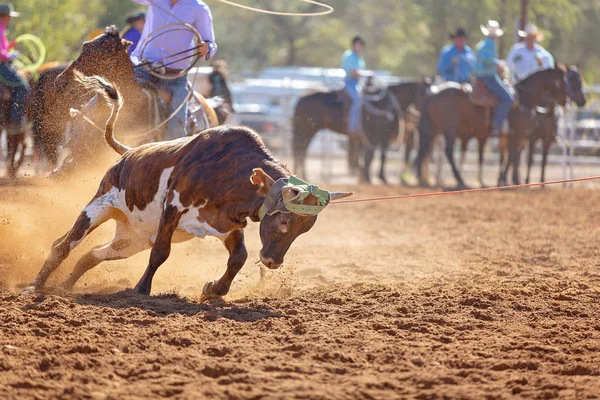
[416,67,580,189]
[28,26,219,176]
[0,85,25,178]
[292,77,402,183]
[499,66,586,186]
[292,78,426,182]
[388,79,432,182]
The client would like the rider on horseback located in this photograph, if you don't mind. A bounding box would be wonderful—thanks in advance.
[437,28,476,84]
[475,20,514,137]
[342,35,370,136]
[506,23,554,83]
[130,0,217,139]
[0,3,28,137]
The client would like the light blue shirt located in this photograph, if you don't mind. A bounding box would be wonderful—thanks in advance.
[342,50,366,85]
[475,37,499,77]
[437,44,476,83]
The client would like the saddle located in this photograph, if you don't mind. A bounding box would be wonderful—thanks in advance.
[469,80,501,129]
[470,81,499,108]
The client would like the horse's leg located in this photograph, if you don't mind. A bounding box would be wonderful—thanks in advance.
[6,133,18,178]
[526,138,535,185]
[477,137,487,188]
[511,138,522,186]
[348,135,361,175]
[444,131,467,189]
[292,123,317,180]
[378,141,389,185]
[361,144,374,184]
[541,138,552,184]
[459,138,468,173]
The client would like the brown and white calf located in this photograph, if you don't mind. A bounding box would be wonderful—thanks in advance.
[24,74,352,297]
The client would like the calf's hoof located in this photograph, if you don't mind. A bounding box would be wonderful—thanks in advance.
[201,280,224,302]
[133,284,151,296]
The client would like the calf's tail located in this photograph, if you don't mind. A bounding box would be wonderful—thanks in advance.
[73,70,130,156]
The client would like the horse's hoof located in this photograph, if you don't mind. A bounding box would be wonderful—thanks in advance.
[200,280,224,302]
[417,178,431,188]
[379,176,389,186]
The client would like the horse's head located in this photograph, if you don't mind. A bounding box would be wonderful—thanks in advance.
[55,26,132,91]
[565,66,586,108]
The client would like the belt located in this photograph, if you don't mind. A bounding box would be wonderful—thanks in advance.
[164,68,185,75]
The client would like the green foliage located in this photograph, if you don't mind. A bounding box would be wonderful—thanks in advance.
[11,0,105,62]
[5,0,600,81]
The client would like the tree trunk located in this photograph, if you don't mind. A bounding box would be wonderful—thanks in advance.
[286,37,297,66]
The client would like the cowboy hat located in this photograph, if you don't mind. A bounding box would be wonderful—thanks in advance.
[480,20,504,38]
[518,23,544,40]
[126,11,146,24]
[0,3,19,17]
[449,28,468,39]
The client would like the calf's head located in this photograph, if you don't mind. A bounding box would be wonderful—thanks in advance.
[251,169,353,269]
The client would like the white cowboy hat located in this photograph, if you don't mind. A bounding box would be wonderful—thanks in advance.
[480,20,504,38]
[518,23,544,40]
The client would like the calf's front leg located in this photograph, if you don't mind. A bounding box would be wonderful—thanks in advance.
[134,205,183,295]
[202,229,248,300]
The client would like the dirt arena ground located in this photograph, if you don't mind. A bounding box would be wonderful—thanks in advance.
[0,172,599,399]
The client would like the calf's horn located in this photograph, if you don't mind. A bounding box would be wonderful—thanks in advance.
[329,192,354,201]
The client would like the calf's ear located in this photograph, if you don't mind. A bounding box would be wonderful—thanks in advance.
[250,168,275,196]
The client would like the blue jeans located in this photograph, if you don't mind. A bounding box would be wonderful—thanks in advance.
[135,67,189,140]
[0,62,29,131]
[345,81,362,133]
[478,75,514,129]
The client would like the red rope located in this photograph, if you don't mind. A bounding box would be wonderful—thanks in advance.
[330,175,600,205]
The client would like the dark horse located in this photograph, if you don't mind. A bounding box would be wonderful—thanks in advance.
[415,66,582,189]
[388,79,432,182]
[499,66,586,186]
[500,66,587,186]
[292,78,428,183]
[0,85,25,178]
[292,77,401,183]
[27,26,220,176]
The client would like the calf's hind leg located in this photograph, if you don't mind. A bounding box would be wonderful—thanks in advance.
[23,199,115,293]
[202,230,248,300]
[61,220,150,290]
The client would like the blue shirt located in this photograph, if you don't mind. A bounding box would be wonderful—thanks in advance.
[122,28,142,56]
[342,50,366,84]
[437,44,476,83]
[475,37,500,77]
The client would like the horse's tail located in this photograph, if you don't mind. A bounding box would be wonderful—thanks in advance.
[73,71,130,156]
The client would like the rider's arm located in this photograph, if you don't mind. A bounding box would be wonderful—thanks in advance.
[437,47,453,79]
[195,3,217,59]
[506,45,518,72]
[0,23,12,62]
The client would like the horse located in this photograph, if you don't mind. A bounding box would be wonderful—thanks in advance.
[415,66,580,189]
[499,65,586,186]
[360,77,402,184]
[0,85,25,178]
[292,77,417,182]
[28,26,221,176]
[387,78,432,183]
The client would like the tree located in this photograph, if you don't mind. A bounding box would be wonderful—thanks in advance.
[12,0,105,62]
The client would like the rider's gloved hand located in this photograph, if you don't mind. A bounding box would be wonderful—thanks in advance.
[197,41,209,59]
[8,51,19,62]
